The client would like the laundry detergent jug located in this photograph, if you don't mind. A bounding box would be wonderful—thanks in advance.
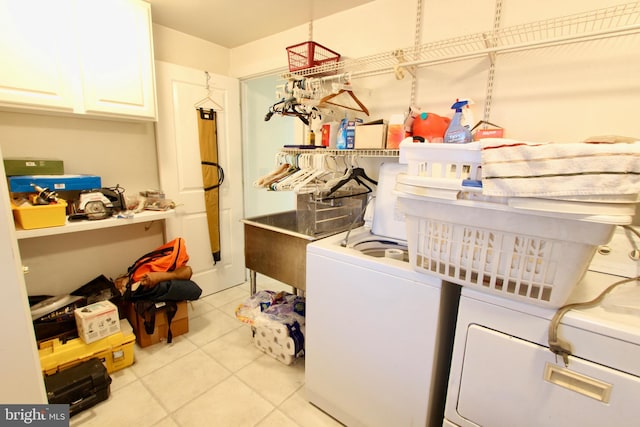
[412,112,450,143]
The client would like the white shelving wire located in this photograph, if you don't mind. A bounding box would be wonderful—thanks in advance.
[275,2,640,165]
[280,148,399,157]
[283,2,640,81]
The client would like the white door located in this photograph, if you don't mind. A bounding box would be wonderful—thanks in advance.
[154,61,245,296]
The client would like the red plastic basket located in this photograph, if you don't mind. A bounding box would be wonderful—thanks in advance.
[286,41,340,72]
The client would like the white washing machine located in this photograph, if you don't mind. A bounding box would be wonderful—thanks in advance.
[305,163,460,427]
[444,227,640,427]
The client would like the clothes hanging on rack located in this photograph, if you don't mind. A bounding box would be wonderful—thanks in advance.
[196,109,224,263]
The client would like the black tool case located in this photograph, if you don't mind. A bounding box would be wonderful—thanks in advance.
[44,358,112,416]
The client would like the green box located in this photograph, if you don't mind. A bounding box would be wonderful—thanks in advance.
[3,158,64,176]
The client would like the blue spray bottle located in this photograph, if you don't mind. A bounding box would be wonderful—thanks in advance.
[444,100,472,144]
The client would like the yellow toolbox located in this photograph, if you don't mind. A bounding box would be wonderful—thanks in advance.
[39,319,135,375]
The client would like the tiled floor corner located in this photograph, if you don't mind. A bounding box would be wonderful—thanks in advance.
[70,275,343,427]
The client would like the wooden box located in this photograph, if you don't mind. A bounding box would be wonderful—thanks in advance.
[127,301,189,347]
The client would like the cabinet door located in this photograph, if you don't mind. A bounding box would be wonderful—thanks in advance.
[75,0,157,120]
[0,0,76,111]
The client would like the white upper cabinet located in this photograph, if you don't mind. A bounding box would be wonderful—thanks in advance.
[75,0,156,120]
[0,0,157,121]
[0,0,77,112]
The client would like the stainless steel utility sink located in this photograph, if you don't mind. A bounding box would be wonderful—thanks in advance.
[242,210,356,294]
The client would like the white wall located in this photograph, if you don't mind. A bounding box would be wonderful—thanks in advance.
[153,24,230,75]
[241,76,296,217]
[0,146,47,403]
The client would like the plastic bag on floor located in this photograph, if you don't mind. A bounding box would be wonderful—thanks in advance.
[234,290,304,326]
[235,290,306,364]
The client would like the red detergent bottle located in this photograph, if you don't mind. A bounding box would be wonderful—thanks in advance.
[411,112,450,143]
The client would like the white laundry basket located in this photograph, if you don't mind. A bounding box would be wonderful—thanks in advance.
[397,138,637,307]
[397,194,622,308]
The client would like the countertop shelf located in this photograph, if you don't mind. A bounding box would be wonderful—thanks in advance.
[15,209,175,239]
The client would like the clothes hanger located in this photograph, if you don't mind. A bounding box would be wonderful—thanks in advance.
[194,71,224,117]
[318,84,370,116]
[316,155,352,193]
[272,153,316,191]
[294,154,339,194]
[325,164,378,199]
[265,97,320,126]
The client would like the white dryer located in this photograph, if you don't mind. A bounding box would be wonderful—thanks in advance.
[444,227,640,427]
[305,162,460,427]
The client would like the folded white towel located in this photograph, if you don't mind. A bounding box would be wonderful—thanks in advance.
[480,138,640,198]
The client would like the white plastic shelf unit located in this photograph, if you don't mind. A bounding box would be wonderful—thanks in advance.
[280,148,399,157]
[14,210,175,240]
[283,2,640,80]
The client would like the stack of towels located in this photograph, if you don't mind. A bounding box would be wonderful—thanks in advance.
[480,137,640,200]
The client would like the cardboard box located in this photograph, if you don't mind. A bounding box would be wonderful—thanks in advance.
[11,199,67,230]
[127,301,189,348]
[355,121,387,149]
[474,127,504,140]
[75,301,120,344]
[3,158,64,176]
[39,319,135,375]
[8,174,101,193]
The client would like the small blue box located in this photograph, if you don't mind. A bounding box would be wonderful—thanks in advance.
[9,174,101,193]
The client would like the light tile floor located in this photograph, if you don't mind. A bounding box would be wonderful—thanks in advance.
[71,275,343,427]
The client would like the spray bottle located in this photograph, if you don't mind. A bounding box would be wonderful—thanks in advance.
[444,100,472,144]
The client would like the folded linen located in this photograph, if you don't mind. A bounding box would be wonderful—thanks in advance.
[480,138,640,198]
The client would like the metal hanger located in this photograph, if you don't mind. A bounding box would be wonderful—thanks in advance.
[194,71,224,118]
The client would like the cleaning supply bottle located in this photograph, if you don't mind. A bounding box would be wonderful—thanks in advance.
[444,100,472,144]
[412,112,450,143]
[307,129,315,146]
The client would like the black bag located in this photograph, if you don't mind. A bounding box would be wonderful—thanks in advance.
[126,279,202,302]
[128,280,200,344]
[134,300,181,343]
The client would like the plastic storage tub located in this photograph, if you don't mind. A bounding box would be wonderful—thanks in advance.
[400,139,482,183]
[11,199,67,230]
